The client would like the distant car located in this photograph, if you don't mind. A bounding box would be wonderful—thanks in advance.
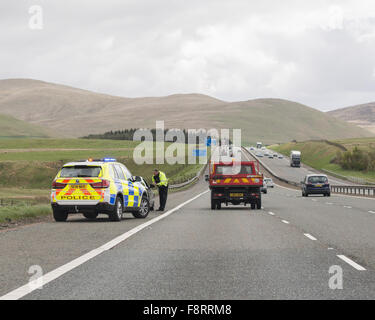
[264,178,274,188]
[250,146,255,150]
[256,152,263,157]
[273,154,278,158]
[261,182,267,194]
[264,152,269,157]
[301,174,330,197]
[278,155,283,159]
[268,155,273,159]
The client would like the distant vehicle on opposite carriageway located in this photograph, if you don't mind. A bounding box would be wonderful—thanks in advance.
[290,150,301,167]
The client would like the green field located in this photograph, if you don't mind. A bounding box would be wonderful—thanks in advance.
[0,114,50,138]
[0,138,208,224]
[270,138,375,183]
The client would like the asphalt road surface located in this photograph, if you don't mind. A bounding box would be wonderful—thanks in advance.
[1,150,375,299]
[247,148,350,185]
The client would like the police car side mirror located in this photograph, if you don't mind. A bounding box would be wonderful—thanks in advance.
[131,176,142,182]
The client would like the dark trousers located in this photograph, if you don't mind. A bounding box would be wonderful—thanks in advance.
[158,185,168,210]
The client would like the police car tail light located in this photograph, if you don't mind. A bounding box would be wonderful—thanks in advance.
[90,179,110,188]
[52,181,66,189]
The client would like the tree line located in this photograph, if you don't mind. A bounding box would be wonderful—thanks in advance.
[82,128,226,144]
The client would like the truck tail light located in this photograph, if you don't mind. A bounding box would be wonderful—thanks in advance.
[52,181,66,189]
[90,179,110,188]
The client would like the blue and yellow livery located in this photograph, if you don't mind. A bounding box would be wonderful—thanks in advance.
[51,158,155,222]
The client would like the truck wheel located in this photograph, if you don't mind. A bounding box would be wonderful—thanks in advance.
[256,199,262,209]
[132,197,150,218]
[53,208,68,222]
[216,202,221,210]
[251,203,255,210]
[211,199,216,210]
[83,212,98,220]
[109,197,123,221]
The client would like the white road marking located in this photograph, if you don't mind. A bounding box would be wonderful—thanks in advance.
[344,206,352,209]
[0,189,210,300]
[337,255,366,271]
[268,211,275,216]
[369,211,375,214]
[282,220,290,224]
[304,233,317,241]
[274,184,299,192]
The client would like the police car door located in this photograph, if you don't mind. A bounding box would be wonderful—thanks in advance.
[115,163,137,208]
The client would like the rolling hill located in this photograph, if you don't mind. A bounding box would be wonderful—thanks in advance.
[328,102,375,134]
[0,113,50,138]
[0,79,372,144]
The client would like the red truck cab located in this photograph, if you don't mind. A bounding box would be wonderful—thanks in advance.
[205,161,263,210]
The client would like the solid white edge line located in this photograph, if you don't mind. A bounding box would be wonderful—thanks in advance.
[0,189,210,300]
[337,255,366,271]
[281,220,290,224]
[304,233,317,241]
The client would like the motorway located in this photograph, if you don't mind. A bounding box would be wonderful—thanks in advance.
[247,148,350,186]
[1,150,375,299]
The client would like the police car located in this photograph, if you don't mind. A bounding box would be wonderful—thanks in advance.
[51,158,155,222]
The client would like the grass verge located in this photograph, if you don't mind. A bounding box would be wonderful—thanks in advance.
[0,204,51,224]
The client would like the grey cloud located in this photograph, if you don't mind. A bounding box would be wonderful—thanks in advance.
[1,0,375,110]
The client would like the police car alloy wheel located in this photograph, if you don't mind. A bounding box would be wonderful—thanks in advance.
[132,197,150,219]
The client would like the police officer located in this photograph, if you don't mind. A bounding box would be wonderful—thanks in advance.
[152,169,169,212]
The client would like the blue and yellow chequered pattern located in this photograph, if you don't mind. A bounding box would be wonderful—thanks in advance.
[123,183,143,207]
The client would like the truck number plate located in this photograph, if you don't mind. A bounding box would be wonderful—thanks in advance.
[230,193,243,197]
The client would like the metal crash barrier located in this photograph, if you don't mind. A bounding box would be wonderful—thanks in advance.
[331,185,375,197]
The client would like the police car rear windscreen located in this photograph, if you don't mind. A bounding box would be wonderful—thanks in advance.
[60,166,102,178]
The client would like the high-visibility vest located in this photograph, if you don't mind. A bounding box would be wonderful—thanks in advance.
[152,171,168,187]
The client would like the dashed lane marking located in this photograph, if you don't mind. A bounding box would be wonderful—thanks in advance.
[337,255,366,271]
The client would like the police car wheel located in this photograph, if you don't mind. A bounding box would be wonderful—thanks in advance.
[53,208,68,222]
[132,197,150,219]
[83,212,98,220]
[109,197,123,221]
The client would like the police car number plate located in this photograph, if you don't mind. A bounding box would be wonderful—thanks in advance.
[70,184,86,189]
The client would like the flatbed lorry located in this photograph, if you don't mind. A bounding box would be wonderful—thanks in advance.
[205,160,264,210]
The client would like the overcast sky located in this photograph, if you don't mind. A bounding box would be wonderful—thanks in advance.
[1,0,375,110]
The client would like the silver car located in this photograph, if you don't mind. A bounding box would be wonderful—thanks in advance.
[264,178,274,188]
